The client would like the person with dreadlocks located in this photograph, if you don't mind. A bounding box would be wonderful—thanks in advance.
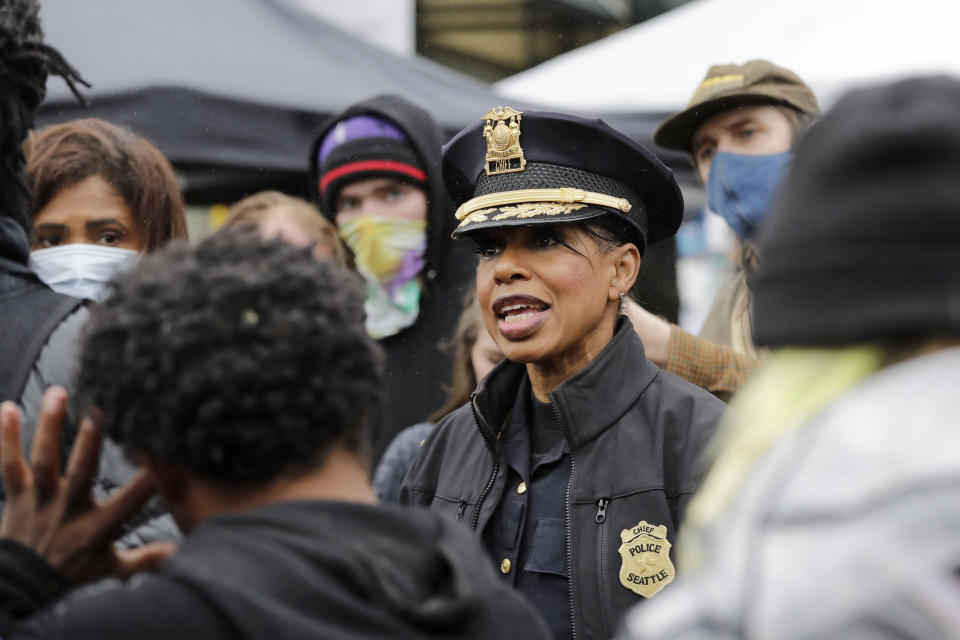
[0,0,88,436]
[0,0,177,548]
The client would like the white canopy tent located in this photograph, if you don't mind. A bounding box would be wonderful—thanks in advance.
[496,0,960,112]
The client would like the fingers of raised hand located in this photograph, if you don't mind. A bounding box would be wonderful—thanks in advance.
[28,387,69,505]
[95,471,157,540]
[114,542,177,580]
[0,401,28,496]
[63,418,104,515]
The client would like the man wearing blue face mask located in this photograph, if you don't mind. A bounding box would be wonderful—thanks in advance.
[628,60,819,401]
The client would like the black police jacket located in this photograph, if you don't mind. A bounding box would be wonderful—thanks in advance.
[401,318,727,640]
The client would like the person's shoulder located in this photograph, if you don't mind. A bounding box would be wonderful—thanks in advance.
[33,304,90,380]
[374,422,436,504]
[648,365,728,416]
[424,402,477,442]
[15,573,225,639]
[399,402,481,504]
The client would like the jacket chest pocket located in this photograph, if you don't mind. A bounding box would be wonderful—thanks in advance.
[524,518,568,576]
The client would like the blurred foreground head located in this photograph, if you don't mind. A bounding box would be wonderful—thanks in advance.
[751,75,960,346]
[77,233,383,484]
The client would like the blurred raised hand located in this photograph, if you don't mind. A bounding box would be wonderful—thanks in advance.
[0,387,175,583]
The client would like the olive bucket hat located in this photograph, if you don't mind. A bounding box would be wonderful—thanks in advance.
[654,59,821,153]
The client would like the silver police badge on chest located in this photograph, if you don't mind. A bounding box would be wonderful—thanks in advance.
[617,521,675,598]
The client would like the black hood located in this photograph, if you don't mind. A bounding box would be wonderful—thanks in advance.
[161,500,549,639]
[0,217,30,266]
[0,217,35,279]
[309,95,469,290]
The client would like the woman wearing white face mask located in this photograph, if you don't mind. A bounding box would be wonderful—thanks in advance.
[26,118,188,301]
[17,117,187,548]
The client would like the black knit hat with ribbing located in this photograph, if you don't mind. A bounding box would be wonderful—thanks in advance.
[314,114,426,219]
[751,75,960,346]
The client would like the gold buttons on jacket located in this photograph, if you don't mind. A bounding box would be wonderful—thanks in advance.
[517,481,527,495]
[501,558,512,574]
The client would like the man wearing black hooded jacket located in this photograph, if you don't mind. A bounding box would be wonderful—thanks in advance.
[310,95,475,462]
[0,234,551,639]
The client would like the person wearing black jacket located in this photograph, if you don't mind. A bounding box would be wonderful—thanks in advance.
[0,0,178,549]
[310,95,474,462]
[401,108,726,639]
[0,0,89,429]
[0,233,551,639]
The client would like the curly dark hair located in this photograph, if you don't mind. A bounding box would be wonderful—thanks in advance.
[77,233,383,484]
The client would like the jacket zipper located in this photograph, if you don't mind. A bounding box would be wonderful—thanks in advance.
[552,400,579,640]
[596,498,613,635]
[469,395,500,531]
[456,500,467,520]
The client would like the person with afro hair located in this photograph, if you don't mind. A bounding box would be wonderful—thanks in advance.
[0,232,551,639]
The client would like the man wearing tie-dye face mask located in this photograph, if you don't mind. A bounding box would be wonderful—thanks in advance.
[311,95,474,464]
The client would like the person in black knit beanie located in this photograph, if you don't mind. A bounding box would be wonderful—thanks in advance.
[621,74,960,640]
[310,95,474,464]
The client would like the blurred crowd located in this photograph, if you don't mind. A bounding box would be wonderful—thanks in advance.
[1,1,959,638]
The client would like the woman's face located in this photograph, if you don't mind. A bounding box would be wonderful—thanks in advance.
[474,223,632,373]
[32,175,143,251]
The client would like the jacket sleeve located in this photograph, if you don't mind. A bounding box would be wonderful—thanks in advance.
[0,540,71,636]
[0,547,225,639]
[663,327,759,402]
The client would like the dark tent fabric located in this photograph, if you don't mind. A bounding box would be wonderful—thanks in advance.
[33,0,682,320]
[35,0,689,200]
[34,0,545,200]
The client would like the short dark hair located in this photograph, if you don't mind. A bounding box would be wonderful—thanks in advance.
[25,118,187,252]
[77,233,383,485]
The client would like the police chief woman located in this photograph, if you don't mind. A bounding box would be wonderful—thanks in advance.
[401,109,726,640]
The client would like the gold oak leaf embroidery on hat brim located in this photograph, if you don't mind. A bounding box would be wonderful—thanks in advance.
[460,202,588,226]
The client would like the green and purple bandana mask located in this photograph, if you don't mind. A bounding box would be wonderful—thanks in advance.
[339,215,427,339]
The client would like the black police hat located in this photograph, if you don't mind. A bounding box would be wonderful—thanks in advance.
[442,108,683,252]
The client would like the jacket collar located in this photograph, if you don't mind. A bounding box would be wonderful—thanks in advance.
[472,317,659,452]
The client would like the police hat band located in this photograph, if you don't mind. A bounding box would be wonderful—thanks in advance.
[455,188,632,222]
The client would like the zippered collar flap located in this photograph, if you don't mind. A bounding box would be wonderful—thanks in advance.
[471,356,526,449]
[473,317,659,452]
[548,317,659,450]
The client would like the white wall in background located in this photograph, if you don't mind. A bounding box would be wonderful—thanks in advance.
[289,0,416,57]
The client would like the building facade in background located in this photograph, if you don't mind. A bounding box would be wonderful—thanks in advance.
[417,0,692,82]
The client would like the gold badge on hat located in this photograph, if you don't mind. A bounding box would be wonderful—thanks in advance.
[618,521,675,598]
[482,107,526,176]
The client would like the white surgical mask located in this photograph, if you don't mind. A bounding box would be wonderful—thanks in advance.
[30,244,139,302]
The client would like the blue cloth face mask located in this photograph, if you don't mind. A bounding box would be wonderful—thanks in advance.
[705,151,792,239]
[30,244,139,301]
